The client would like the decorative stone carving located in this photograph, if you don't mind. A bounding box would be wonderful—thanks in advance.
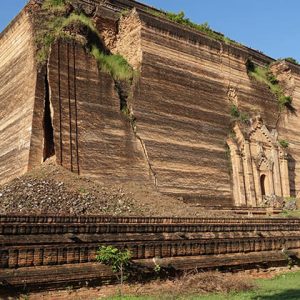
[227,115,290,207]
[227,86,239,106]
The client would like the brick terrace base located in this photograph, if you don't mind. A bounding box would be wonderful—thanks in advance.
[0,214,299,289]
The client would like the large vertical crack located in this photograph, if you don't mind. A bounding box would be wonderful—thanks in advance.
[133,127,158,187]
[43,72,55,161]
[114,81,158,187]
[94,7,158,187]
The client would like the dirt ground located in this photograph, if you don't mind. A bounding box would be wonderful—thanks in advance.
[4,267,299,300]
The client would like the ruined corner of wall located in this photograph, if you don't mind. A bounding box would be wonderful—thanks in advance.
[270,61,295,98]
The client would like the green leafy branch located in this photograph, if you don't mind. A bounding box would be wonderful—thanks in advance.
[96,246,132,296]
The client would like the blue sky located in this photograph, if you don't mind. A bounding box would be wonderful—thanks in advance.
[1,0,299,62]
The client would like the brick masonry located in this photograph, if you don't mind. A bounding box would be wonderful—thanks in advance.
[0,214,300,288]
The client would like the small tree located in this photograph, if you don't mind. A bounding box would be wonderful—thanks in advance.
[96,245,132,295]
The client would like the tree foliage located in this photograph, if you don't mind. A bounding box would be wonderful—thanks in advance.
[96,245,132,295]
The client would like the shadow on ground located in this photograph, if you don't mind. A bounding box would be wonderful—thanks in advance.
[252,289,300,300]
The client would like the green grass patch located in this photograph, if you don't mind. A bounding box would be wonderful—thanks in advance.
[35,4,135,81]
[42,0,70,12]
[279,139,289,148]
[146,10,240,46]
[91,47,135,81]
[247,61,293,110]
[61,12,98,34]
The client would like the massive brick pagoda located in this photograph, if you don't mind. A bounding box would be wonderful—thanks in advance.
[0,0,299,207]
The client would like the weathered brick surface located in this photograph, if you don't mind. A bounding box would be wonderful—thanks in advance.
[1,0,300,204]
[0,215,299,288]
[48,40,150,182]
[0,11,37,185]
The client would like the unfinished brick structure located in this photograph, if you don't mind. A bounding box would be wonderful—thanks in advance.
[0,0,300,207]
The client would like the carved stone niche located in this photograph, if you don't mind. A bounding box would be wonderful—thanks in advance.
[227,116,290,207]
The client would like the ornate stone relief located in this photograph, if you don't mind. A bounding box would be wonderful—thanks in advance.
[227,115,290,207]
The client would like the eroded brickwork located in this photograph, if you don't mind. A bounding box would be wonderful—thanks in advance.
[0,215,300,287]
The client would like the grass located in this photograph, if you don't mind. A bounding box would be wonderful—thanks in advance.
[42,0,69,12]
[247,61,293,110]
[35,1,135,81]
[281,210,300,218]
[103,271,300,299]
[146,9,241,46]
[279,140,289,148]
[91,46,135,81]
[62,12,99,34]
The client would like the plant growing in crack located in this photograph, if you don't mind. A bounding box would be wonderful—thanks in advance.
[279,140,289,149]
[230,104,250,124]
[121,105,136,127]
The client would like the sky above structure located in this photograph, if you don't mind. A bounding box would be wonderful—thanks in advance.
[1,0,299,62]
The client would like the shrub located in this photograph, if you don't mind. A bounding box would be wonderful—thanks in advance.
[240,112,250,123]
[278,95,292,108]
[96,246,132,296]
[279,139,289,148]
[266,71,278,85]
[62,12,98,35]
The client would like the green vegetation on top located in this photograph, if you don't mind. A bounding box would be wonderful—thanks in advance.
[146,10,240,46]
[246,60,293,110]
[62,12,98,33]
[283,57,300,65]
[43,0,65,7]
[36,0,135,81]
[91,47,135,81]
[36,11,97,64]
[42,0,71,11]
